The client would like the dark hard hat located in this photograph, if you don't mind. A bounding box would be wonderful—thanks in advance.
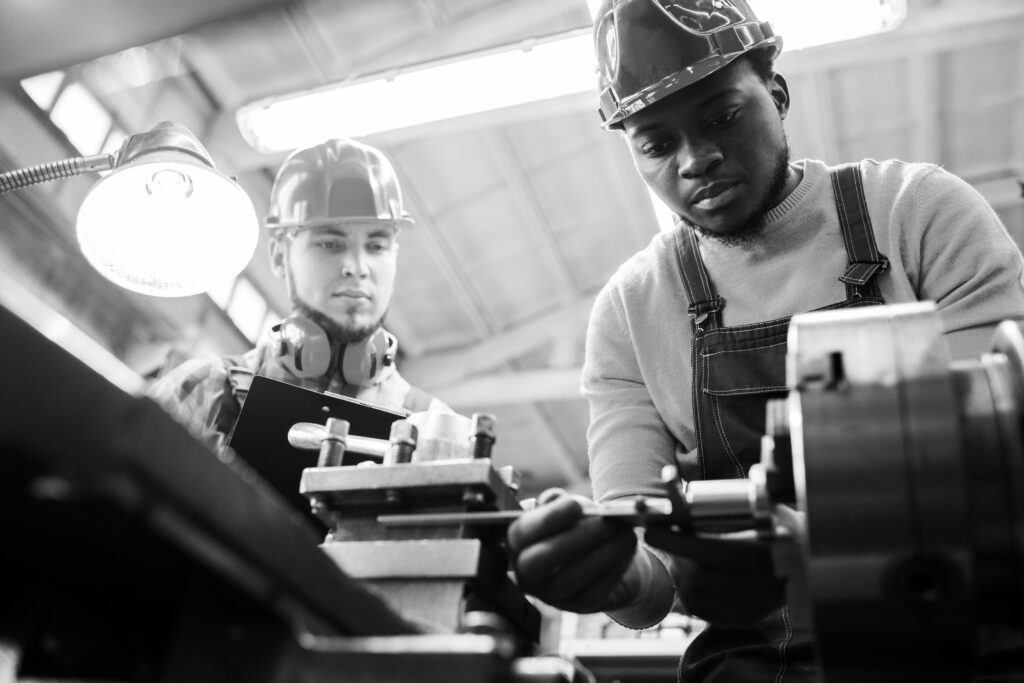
[266,138,413,232]
[594,0,782,129]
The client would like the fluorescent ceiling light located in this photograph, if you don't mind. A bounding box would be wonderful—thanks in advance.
[238,29,595,154]
[239,0,906,154]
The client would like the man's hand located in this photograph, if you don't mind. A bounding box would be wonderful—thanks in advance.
[507,489,640,614]
[644,525,785,627]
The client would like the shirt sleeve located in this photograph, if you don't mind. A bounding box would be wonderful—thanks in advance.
[909,166,1024,359]
[147,356,236,450]
[583,283,679,503]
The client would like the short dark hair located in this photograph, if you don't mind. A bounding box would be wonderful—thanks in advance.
[743,47,777,85]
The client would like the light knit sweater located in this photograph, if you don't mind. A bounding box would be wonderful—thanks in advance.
[584,158,1024,503]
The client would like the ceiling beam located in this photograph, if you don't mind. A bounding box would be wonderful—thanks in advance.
[437,367,583,408]
[373,140,497,356]
[401,294,594,388]
[524,403,589,490]
[0,0,296,82]
[488,128,580,301]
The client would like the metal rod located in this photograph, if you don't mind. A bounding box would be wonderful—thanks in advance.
[378,498,675,527]
[288,422,388,461]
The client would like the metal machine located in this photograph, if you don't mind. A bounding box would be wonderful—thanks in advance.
[292,412,542,644]
[673,300,1024,682]
[6,264,1024,682]
[373,301,1024,681]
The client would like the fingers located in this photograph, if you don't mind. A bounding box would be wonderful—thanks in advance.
[536,487,567,505]
[506,489,639,613]
[507,489,586,553]
[519,526,637,612]
[513,515,621,583]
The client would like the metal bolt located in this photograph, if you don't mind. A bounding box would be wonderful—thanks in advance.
[385,419,418,465]
[317,418,349,468]
[469,413,497,460]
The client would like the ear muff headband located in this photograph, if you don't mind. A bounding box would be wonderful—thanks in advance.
[270,313,395,386]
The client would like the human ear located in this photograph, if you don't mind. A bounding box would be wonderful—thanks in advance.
[268,236,287,280]
[770,73,791,120]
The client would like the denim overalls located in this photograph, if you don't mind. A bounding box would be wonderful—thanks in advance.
[673,165,889,682]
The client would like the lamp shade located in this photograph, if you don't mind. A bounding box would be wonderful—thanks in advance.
[76,122,259,297]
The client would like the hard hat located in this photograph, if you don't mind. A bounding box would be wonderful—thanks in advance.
[265,138,414,232]
[594,0,783,129]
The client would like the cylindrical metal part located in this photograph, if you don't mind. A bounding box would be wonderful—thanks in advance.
[384,420,418,466]
[684,479,757,530]
[317,418,349,468]
[288,422,388,460]
[469,413,497,460]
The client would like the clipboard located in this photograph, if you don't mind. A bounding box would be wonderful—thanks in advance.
[227,375,407,524]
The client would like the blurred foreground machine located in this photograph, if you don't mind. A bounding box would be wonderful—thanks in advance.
[0,278,579,682]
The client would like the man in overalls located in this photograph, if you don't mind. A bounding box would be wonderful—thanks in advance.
[507,1,1024,680]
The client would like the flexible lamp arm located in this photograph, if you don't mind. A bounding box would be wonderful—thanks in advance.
[0,153,115,195]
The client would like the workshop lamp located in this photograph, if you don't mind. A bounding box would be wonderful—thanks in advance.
[236,0,906,153]
[0,121,259,297]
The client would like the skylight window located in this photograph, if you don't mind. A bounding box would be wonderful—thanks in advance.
[226,276,269,343]
[21,71,66,112]
[49,82,112,155]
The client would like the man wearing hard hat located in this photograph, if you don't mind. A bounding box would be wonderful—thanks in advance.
[507,1,1024,681]
[151,138,449,452]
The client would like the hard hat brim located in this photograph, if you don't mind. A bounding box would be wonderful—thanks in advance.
[601,37,782,130]
[265,216,415,233]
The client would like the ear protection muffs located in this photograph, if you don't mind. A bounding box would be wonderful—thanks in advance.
[269,314,395,386]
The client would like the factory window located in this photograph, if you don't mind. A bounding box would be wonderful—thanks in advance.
[49,83,114,156]
[21,71,66,112]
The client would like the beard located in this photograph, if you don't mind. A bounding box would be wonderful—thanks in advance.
[686,136,792,248]
[289,297,386,345]
[286,270,386,345]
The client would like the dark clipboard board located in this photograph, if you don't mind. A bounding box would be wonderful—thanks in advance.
[227,375,407,525]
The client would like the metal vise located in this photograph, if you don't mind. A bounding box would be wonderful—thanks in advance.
[293,412,540,645]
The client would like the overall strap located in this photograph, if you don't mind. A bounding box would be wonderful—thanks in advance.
[830,164,889,299]
[673,227,724,328]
